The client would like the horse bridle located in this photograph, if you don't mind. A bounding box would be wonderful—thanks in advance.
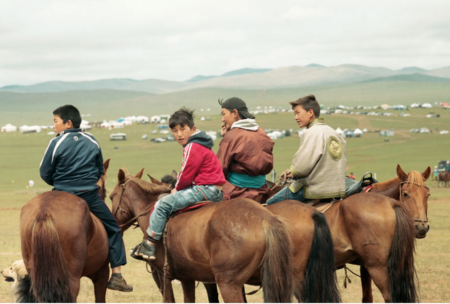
[399,181,429,225]
[113,179,154,228]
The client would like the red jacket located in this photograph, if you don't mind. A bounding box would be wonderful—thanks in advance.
[176,132,226,191]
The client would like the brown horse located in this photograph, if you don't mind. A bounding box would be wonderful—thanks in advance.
[110,168,341,303]
[19,159,111,302]
[355,165,431,302]
[438,171,450,187]
[257,164,426,303]
[145,171,341,303]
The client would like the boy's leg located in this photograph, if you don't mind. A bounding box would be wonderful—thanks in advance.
[76,188,132,292]
[136,185,222,261]
[266,187,305,205]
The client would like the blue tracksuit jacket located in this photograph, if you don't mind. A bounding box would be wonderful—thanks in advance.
[40,128,104,193]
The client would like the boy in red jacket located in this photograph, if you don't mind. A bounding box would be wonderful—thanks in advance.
[134,107,226,261]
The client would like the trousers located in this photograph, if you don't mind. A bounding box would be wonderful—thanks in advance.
[147,185,223,240]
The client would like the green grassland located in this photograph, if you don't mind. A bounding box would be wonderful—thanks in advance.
[1,109,450,302]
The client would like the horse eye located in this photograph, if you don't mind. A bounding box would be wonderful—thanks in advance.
[403,192,409,198]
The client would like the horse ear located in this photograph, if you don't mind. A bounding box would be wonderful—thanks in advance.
[396,164,408,181]
[171,170,177,179]
[147,174,163,185]
[135,168,145,179]
[421,166,431,181]
[118,169,126,185]
[103,158,110,175]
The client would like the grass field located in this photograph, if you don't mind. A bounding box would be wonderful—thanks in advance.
[1,109,450,302]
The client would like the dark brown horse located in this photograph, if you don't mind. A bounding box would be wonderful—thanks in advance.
[19,159,111,302]
[438,171,450,187]
[145,171,341,303]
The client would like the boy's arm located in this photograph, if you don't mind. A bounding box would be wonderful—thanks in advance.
[290,131,324,178]
[216,136,235,178]
[175,143,202,190]
[39,139,57,186]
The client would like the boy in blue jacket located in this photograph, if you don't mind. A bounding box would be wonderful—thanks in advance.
[40,105,132,292]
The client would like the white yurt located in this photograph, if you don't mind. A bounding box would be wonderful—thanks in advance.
[150,116,161,123]
[1,123,17,132]
[137,116,149,123]
[354,128,363,138]
[19,125,41,133]
[336,127,344,136]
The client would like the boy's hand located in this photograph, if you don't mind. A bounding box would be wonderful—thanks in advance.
[221,123,227,136]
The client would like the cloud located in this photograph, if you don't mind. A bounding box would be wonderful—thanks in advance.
[0,0,449,86]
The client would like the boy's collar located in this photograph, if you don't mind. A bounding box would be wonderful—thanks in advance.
[58,128,81,136]
[307,118,324,129]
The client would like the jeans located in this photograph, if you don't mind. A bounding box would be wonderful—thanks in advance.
[147,185,223,240]
[74,187,127,268]
[266,186,305,205]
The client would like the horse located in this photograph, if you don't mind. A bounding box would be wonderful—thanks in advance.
[110,168,341,303]
[19,159,111,302]
[268,164,428,303]
[438,171,450,187]
[354,165,430,302]
[145,171,341,303]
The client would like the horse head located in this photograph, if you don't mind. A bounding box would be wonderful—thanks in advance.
[396,164,431,238]
[109,168,171,232]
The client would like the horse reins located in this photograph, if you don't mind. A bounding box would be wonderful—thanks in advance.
[114,179,154,228]
[399,181,429,225]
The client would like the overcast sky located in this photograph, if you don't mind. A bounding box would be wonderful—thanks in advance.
[1,0,449,87]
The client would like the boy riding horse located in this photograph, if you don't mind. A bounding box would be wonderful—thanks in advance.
[266,95,347,205]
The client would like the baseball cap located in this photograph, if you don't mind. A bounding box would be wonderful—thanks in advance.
[219,97,255,119]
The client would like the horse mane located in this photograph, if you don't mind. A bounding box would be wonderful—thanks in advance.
[125,174,171,195]
[371,170,426,191]
[406,171,426,186]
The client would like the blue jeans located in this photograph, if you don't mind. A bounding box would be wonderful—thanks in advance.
[147,185,223,240]
[266,187,305,205]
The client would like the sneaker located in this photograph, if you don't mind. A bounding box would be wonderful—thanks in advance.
[107,276,133,292]
[135,240,156,261]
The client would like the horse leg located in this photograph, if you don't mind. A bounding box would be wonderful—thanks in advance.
[365,266,391,303]
[361,265,373,303]
[69,277,81,302]
[91,261,110,303]
[181,280,196,303]
[203,283,220,303]
[162,276,176,303]
[216,282,245,303]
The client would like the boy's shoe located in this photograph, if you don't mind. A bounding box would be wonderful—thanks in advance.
[135,240,156,261]
[107,276,133,292]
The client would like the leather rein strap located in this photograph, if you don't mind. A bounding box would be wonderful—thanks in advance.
[114,179,154,228]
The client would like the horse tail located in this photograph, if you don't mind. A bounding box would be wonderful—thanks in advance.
[261,216,294,303]
[388,202,418,302]
[303,212,342,303]
[15,276,36,303]
[30,212,74,303]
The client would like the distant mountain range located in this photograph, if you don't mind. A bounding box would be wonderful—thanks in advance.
[1,64,450,95]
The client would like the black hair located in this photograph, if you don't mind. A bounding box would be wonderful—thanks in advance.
[223,108,245,119]
[169,107,195,129]
[290,95,321,118]
[53,105,82,128]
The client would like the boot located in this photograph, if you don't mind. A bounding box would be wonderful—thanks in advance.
[107,275,133,292]
[135,240,156,261]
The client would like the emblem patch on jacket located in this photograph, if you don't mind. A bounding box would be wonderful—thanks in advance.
[328,136,342,161]
[73,136,78,141]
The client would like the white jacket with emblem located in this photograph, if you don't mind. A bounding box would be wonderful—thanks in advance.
[289,118,346,199]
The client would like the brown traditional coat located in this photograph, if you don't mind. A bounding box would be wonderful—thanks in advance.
[217,121,274,202]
